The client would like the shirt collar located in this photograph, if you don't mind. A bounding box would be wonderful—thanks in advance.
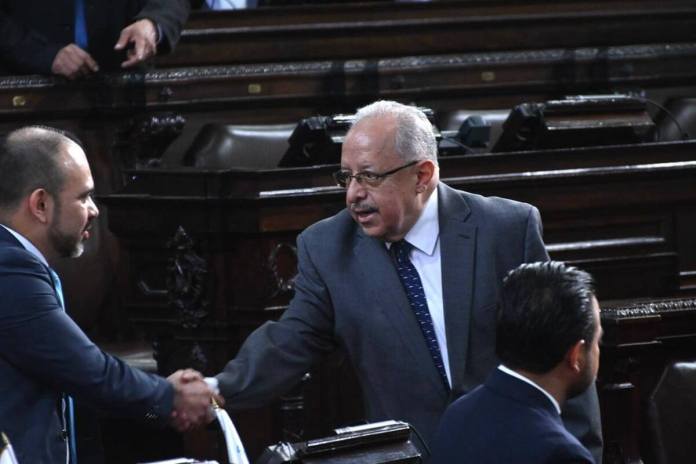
[0,224,49,267]
[400,188,439,255]
[498,364,561,414]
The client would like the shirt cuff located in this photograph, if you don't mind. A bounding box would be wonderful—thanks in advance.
[205,377,220,394]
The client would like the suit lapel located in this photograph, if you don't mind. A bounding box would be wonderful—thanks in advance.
[438,184,476,395]
[353,228,447,396]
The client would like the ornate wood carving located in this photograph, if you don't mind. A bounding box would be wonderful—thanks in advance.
[166,226,210,330]
[603,297,696,319]
[116,112,186,169]
[267,242,298,299]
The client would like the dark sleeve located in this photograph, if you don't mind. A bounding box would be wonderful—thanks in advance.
[524,205,551,263]
[0,252,173,421]
[216,232,337,409]
[0,12,63,74]
[134,0,190,53]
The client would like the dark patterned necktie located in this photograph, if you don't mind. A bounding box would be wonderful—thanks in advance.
[392,240,449,390]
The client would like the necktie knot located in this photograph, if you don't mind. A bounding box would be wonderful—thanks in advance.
[391,239,413,261]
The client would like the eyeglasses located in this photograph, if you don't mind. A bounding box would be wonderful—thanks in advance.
[332,160,419,188]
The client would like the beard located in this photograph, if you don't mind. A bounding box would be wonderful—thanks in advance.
[49,223,84,258]
[49,201,87,258]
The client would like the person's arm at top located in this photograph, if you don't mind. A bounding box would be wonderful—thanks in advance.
[115,0,190,68]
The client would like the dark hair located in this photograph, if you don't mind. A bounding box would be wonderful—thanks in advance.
[0,126,83,211]
[495,261,596,374]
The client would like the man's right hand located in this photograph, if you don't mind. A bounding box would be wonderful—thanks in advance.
[51,44,99,79]
[168,369,215,432]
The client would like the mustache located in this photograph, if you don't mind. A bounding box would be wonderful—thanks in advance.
[350,203,378,214]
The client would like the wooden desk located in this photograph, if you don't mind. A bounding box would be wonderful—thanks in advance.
[600,297,696,464]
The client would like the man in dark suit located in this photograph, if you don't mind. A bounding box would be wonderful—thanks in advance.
[0,126,214,463]
[0,0,189,78]
[431,261,601,464]
[210,100,602,460]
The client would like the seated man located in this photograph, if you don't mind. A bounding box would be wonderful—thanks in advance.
[431,261,601,464]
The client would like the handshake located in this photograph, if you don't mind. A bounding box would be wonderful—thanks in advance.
[167,369,224,432]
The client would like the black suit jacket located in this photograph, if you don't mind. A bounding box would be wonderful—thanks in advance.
[0,0,189,74]
[0,225,173,463]
[431,368,595,464]
[216,183,602,459]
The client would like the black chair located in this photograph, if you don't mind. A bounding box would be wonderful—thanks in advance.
[647,361,696,464]
[182,123,295,170]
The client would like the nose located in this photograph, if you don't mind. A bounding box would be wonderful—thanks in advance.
[88,196,100,218]
[345,177,367,205]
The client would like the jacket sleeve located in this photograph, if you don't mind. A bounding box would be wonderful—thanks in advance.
[216,231,337,409]
[0,251,173,421]
[134,0,190,54]
[0,11,63,74]
[524,205,551,263]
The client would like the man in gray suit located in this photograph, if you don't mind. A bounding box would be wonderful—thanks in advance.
[213,100,603,461]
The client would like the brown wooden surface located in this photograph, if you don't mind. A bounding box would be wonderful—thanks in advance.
[2,41,695,129]
[185,0,696,30]
[600,297,696,464]
[167,1,696,66]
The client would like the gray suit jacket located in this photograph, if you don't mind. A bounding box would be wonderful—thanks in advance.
[217,183,602,460]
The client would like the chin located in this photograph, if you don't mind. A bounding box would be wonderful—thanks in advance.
[73,243,85,258]
[66,242,85,258]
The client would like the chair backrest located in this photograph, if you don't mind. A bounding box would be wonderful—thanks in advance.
[656,98,696,141]
[648,361,696,464]
[182,123,295,170]
[436,109,509,150]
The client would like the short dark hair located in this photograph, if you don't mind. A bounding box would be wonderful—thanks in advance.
[495,261,596,374]
[0,126,83,212]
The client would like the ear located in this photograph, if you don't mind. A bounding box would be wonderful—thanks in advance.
[27,189,53,224]
[415,160,436,192]
[565,339,587,374]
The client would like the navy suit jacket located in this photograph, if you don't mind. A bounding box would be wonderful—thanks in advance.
[216,183,602,458]
[431,368,595,464]
[0,225,173,464]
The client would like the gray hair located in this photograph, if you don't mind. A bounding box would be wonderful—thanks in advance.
[352,100,438,163]
[0,126,80,212]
